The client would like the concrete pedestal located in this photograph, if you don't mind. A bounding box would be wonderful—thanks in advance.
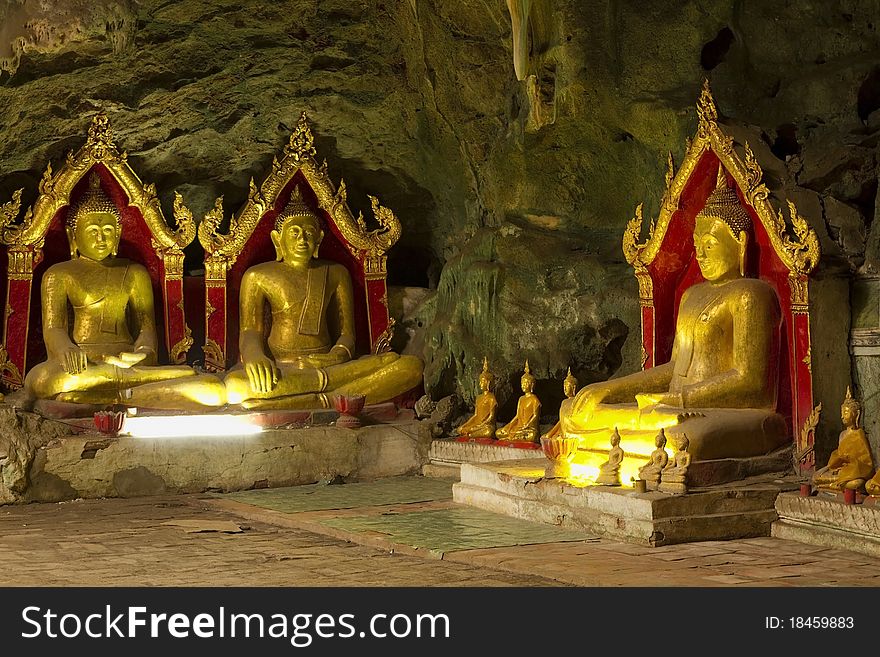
[772,492,880,558]
[422,439,540,478]
[453,458,797,546]
[0,407,432,504]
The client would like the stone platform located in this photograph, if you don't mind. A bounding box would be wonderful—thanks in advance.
[0,406,432,504]
[772,491,880,558]
[422,438,541,479]
[453,458,798,546]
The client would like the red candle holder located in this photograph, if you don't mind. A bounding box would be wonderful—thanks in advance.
[843,488,856,505]
[799,483,812,497]
[93,410,125,436]
[333,394,366,429]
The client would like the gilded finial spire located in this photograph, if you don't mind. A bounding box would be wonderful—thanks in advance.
[524,359,531,374]
[482,356,489,373]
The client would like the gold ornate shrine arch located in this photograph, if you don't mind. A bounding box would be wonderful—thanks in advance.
[622,81,821,470]
[0,114,195,389]
[185,112,400,372]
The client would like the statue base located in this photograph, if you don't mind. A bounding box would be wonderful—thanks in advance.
[453,459,798,546]
[423,438,545,479]
[0,405,431,504]
[772,491,880,559]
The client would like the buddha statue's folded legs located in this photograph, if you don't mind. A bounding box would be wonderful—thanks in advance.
[560,400,788,461]
[25,359,227,411]
[225,352,423,410]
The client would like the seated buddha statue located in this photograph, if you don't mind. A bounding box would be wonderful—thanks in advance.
[812,387,874,492]
[658,434,691,494]
[638,428,669,489]
[539,367,578,442]
[453,357,498,439]
[595,427,624,485]
[24,174,226,410]
[495,361,541,443]
[223,189,423,410]
[559,170,788,462]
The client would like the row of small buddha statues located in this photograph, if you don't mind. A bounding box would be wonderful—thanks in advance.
[19,174,422,412]
[452,358,571,444]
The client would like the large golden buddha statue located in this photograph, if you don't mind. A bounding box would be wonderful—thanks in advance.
[560,170,789,461]
[223,189,423,409]
[24,174,226,410]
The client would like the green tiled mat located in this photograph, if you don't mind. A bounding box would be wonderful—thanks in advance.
[220,476,453,513]
[320,507,593,555]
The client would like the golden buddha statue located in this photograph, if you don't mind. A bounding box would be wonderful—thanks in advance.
[812,387,874,492]
[453,357,498,439]
[659,434,691,494]
[496,360,541,443]
[540,367,578,442]
[223,189,423,409]
[560,169,788,462]
[24,174,226,410]
[595,427,624,486]
[638,428,669,490]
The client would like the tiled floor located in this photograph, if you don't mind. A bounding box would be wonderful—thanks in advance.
[2,477,880,587]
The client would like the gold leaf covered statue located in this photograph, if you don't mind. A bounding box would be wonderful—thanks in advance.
[540,367,578,441]
[453,357,498,439]
[658,434,691,494]
[812,387,874,492]
[24,174,226,410]
[496,360,541,443]
[559,169,788,461]
[595,427,624,486]
[638,428,669,490]
[866,470,880,497]
[223,189,423,409]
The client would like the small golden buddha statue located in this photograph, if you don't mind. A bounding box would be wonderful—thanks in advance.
[540,367,578,442]
[595,427,624,486]
[559,169,788,462]
[658,434,691,494]
[24,174,226,410]
[812,387,874,492]
[496,360,541,443]
[866,470,880,497]
[223,189,423,409]
[638,428,669,490]
[453,357,498,439]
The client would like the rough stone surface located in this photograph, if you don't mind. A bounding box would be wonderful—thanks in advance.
[0,407,433,503]
[0,0,873,457]
[453,459,791,546]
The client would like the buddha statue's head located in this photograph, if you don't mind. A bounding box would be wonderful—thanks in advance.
[675,434,690,452]
[655,428,666,449]
[841,385,861,430]
[610,427,621,446]
[562,367,577,398]
[478,357,495,392]
[520,360,535,394]
[271,187,324,267]
[694,167,752,282]
[66,172,121,261]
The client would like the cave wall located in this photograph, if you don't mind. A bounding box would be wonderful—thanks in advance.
[1,0,878,457]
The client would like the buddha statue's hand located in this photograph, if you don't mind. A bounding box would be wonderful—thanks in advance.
[635,392,681,410]
[570,384,610,417]
[245,357,279,394]
[294,350,348,369]
[60,347,88,375]
[102,352,148,369]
